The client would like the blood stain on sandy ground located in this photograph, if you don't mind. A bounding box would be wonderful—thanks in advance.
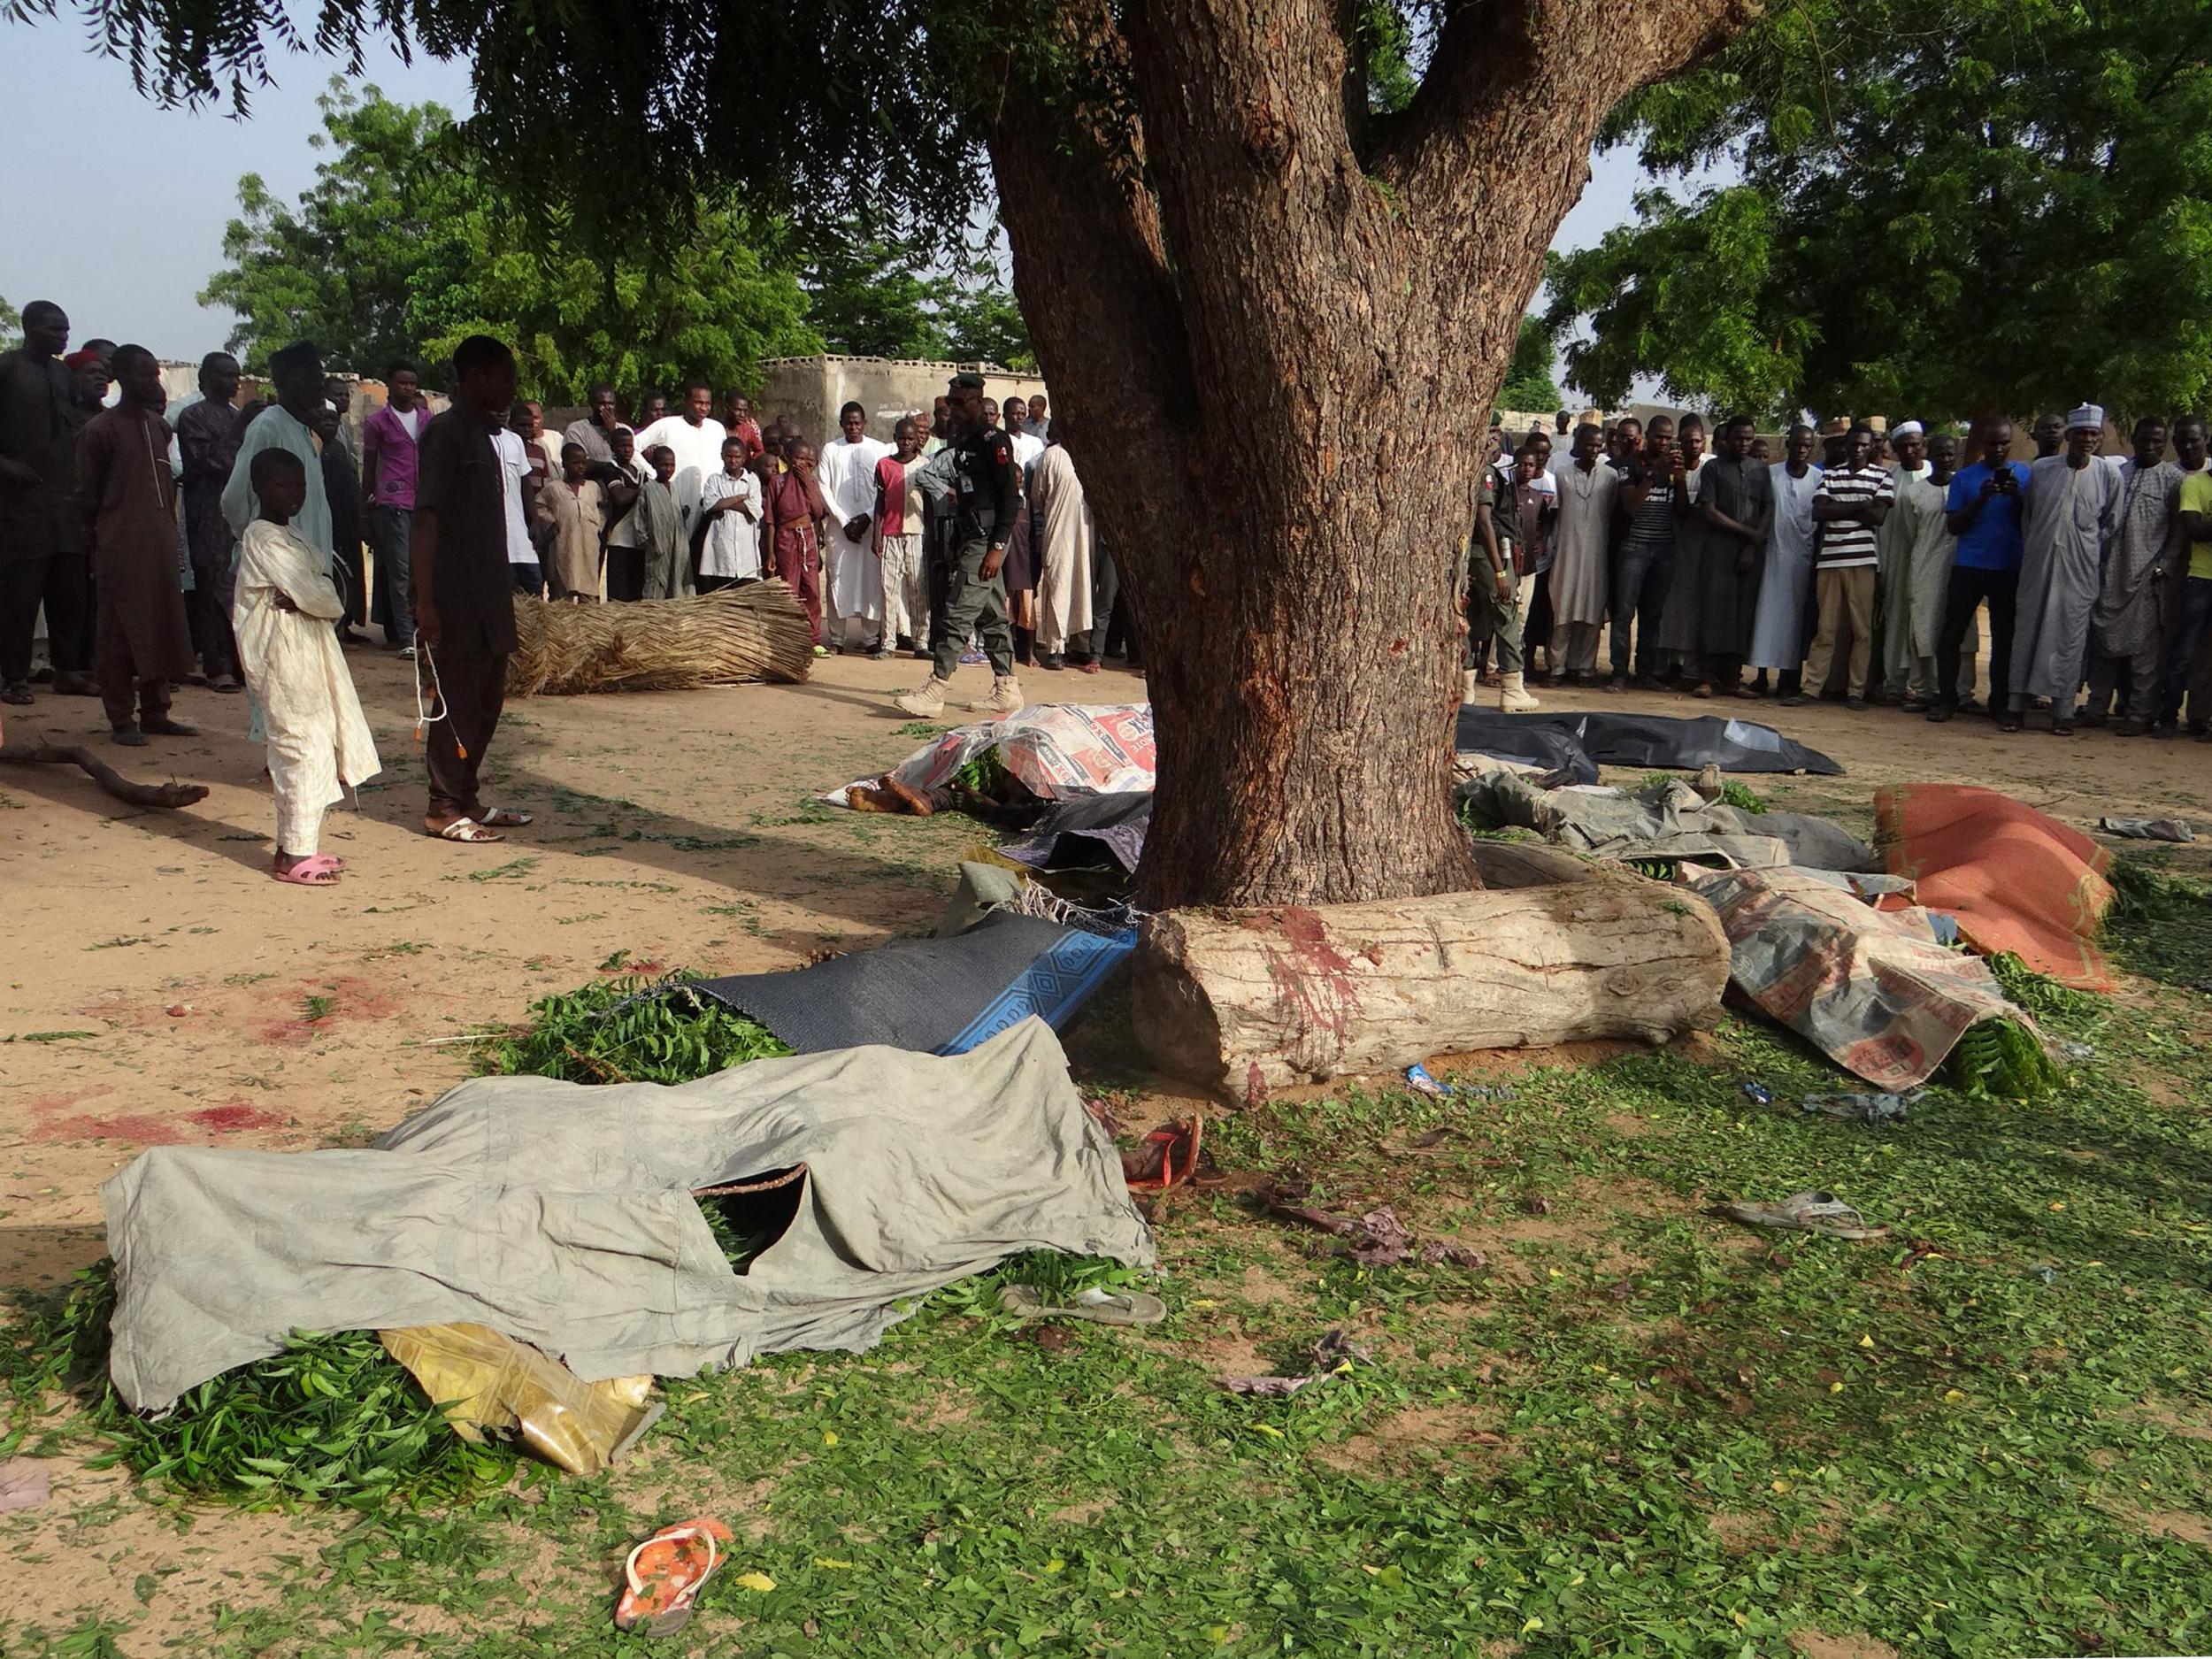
[252,974,406,1043]
[188,1102,288,1132]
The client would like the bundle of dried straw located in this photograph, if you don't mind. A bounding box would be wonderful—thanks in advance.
[506,581,817,695]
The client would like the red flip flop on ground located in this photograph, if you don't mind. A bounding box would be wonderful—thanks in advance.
[613,1517,734,1637]
[1123,1117,1203,1192]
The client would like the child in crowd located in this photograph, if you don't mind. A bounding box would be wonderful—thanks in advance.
[636,445,692,600]
[534,442,606,600]
[231,449,380,887]
[695,434,764,593]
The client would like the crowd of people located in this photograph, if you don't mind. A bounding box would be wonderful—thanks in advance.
[0,302,1120,883]
[7,292,2208,895]
[1471,405,2212,738]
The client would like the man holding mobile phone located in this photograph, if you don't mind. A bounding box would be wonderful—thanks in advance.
[1931,415,2031,722]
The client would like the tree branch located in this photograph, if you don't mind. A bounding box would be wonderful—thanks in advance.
[1380,0,1760,226]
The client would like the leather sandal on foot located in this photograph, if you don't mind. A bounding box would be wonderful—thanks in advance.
[428,817,503,842]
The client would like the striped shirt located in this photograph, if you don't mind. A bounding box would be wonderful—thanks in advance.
[1619,460,1677,551]
[1813,462,1894,569]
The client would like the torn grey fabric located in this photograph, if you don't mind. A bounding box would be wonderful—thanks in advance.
[1456,772,1877,872]
[103,1019,1153,1412]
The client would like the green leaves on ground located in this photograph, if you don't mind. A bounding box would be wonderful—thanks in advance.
[480,972,790,1086]
[2,1261,511,1508]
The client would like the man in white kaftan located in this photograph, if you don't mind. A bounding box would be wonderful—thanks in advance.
[1747,423,1822,694]
[818,402,892,651]
[2011,403,2120,729]
[2085,416,2180,732]
[1546,424,1617,680]
[1026,437,1095,664]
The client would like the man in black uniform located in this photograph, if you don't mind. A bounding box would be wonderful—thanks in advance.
[894,372,1025,717]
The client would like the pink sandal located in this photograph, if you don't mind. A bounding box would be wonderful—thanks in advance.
[273,855,342,887]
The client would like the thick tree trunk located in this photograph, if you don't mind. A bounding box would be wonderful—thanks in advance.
[984,0,1749,910]
[1131,846,1731,1092]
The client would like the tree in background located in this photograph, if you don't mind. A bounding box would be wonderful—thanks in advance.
[1545,0,2212,421]
[200,86,456,379]
[1497,316,1563,414]
[204,82,820,396]
[56,0,1757,910]
[802,229,1034,370]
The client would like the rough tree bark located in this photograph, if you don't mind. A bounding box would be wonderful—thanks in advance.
[985,0,1753,908]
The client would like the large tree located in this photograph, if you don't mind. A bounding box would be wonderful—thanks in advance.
[61,0,1754,907]
[1544,0,2212,421]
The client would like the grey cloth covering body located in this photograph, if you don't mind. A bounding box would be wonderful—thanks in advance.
[1459,772,1879,872]
[103,1019,1154,1412]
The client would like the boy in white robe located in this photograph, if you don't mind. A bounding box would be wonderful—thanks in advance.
[818,401,892,652]
[231,449,380,887]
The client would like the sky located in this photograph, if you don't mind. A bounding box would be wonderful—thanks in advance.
[0,17,1663,385]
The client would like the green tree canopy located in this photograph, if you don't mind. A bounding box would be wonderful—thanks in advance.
[1497,315,1563,413]
[204,82,1033,396]
[802,229,1034,370]
[202,81,827,399]
[1544,0,2212,423]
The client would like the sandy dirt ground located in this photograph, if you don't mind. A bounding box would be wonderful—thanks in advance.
[4,648,2208,1296]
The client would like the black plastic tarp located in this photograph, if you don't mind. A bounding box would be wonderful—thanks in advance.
[1454,708,1843,780]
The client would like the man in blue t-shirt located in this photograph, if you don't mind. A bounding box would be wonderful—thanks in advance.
[1930,414,2032,720]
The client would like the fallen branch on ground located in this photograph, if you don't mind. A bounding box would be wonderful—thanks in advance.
[0,742,210,809]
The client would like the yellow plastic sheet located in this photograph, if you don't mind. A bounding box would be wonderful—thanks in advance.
[380,1322,661,1477]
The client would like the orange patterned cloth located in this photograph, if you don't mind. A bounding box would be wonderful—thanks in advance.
[1874,784,2116,991]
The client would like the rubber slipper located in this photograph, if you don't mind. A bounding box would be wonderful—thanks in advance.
[479,806,534,827]
[273,855,342,887]
[429,816,504,843]
[613,1517,734,1637]
[1718,1190,1888,1240]
[998,1284,1167,1326]
[1123,1117,1202,1192]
